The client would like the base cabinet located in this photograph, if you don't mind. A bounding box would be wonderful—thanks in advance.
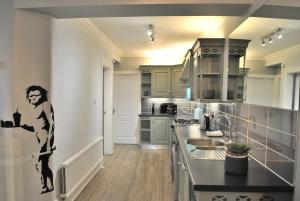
[177,147,190,201]
[150,117,170,145]
[193,191,292,201]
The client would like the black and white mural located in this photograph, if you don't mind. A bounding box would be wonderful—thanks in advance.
[1,85,55,194]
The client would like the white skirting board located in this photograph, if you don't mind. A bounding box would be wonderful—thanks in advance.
[61,137,104,201]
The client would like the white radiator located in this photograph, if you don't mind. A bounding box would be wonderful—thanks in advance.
[61,137,104,201]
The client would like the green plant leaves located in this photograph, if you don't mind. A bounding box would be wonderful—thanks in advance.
[226,143,250,154]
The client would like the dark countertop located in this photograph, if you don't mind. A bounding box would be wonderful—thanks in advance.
[174,124,294,192]
[139,113,175,117]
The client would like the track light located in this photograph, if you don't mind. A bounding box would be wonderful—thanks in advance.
[277,28,283,39]
[260,28,283,47]
[146,24,155,42]
[268,37,273,44]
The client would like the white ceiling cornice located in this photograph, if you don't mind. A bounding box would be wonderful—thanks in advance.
[264,43,300,61]
[75,18,122,60]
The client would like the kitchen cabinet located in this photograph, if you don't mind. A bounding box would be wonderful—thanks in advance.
[192,38,225,101]
[177,145,190,201]
[227,39,250,102]
[140,116,151,144]
[171,67,185,98]
[140,65,184,98]
[141,68,152,97]
[182,38,250,102]
[151,68,171,97]
[150,117,170,145]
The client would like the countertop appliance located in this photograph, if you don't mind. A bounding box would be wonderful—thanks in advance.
[160,103,177,114]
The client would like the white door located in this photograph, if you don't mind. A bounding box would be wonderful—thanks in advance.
[113,73,140,144]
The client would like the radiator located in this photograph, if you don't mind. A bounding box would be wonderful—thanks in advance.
[61,137,104,200]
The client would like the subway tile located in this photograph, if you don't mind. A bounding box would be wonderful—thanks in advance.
[266,148,294,184]
[267,128,296,160]
[248,104,268,126]
[268,108,297,135]
[235,103,248,119]
[248,122,267,145]
[233,117,248,135]
[219,103,227,113]
[248,139,266,165]
[227,103,235,115]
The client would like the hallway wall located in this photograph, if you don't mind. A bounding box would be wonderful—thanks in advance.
[0,8,121,201]
[0,1,15,200]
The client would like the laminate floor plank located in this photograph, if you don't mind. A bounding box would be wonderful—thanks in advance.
[75,145,173,201]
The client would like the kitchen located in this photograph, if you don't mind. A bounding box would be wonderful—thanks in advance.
[1,1,300,201]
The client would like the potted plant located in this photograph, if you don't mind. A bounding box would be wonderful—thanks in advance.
[224,143,250,175]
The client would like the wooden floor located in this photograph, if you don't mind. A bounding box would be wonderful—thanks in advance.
[75,145,174,201]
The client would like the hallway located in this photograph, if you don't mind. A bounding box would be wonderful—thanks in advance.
[75,145,173,201]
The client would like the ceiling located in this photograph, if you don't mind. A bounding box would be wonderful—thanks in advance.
[90,16,300,64]
[231,17,300,59]
[90,16,227,64]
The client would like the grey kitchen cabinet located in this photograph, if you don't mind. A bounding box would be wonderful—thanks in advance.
[150,117,170,145]
[171,67,186,98]
[182,38,250,102]
[177,146,190,201]
[151,68,171,97]
[140,65,184,98]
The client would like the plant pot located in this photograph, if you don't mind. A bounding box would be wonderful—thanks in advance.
[224,151,248,175]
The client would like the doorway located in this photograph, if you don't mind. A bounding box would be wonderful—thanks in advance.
[103,66,114,154]
[113,72,140,144]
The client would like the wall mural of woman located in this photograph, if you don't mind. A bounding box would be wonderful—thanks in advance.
[1,85,56,194]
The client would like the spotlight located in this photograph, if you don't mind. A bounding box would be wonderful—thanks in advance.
[268,37,273,44]
[146,24,155,42]
[277,28,283,39]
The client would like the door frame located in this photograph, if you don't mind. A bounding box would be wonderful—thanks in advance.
[103,66,114,154]
[113,71,141,144]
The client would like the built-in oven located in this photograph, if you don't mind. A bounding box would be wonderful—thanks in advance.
[170,124,178,201]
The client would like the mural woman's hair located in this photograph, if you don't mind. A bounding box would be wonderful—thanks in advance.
[25,85,48,104]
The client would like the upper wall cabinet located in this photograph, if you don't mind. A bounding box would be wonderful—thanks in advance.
[171,67,185,98]
[183,38,250,102]
[151,67,171,97]
[191,38,225,101]
[140,65,185,98]
[228,39,250,101]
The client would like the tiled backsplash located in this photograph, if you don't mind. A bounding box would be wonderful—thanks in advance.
[141,98,192,114]
[196,102,298,185]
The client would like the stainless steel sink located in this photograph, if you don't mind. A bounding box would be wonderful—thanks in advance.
[186,138,224,147]
[194,146,226,151]
[185,138,226,160]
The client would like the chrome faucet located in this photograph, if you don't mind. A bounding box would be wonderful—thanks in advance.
[211,113,233,143]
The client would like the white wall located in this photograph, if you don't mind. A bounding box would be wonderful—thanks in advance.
[0,1,15,201]
[245,59,277,75]
[51,18,117,200]
[265,44,300,109]
[115,57,148,71]
[0,8,121,201]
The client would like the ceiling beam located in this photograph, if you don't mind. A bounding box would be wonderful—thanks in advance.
[25,4,250,19]
[221,0,268,37]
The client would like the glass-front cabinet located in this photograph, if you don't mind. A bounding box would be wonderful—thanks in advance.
[228,39,250,102]
[183,38,250,102]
